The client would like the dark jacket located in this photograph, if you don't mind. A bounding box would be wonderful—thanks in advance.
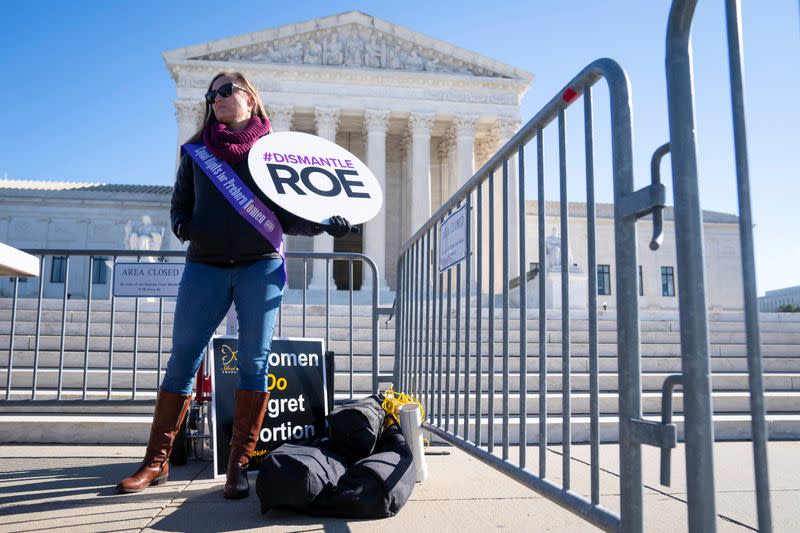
[171,147,322,265]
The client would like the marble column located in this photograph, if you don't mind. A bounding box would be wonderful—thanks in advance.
[174,100,204,164]
[267,104,294,132]
[453,115,478,189]
[452,116,477,293]
[267,104,295,289]
[408,112,434,238]
[474,127,500,169]
[498,117,522,281]
[309,106,340,290]
[399,133,413,241]
[363,109,390,290]
[438,129,455,202]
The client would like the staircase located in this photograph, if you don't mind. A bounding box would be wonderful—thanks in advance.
[1,297,798,443]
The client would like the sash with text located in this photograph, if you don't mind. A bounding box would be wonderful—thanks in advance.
[182,142,286,262]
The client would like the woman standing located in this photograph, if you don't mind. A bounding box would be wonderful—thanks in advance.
[117,72,351,499]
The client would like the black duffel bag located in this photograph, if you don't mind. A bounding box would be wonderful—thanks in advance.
[311,424,415,518]
[257,424,415,518]
[255,441,347,513]
[326,393,386,461]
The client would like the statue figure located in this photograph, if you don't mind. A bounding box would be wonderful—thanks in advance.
[424,55,442,72]
[303,38,323,64]
[364,34,383,68]
[266,46,285,63]
[124,216,164,253]
[324,32,344,65]
[404,48,424,71]
[385,38,402,69]
[452,59,469,74]
[344,27,365,67]
[545,227,575,270]
[545,229,560,270]
[286,38,304,63]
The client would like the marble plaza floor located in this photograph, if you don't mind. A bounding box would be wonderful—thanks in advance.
[0,439,797,532]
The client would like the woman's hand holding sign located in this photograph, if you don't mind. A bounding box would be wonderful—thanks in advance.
[319,215,354,238]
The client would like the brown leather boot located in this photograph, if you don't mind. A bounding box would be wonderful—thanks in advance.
[223,389,269,499]
[116,389,192,493]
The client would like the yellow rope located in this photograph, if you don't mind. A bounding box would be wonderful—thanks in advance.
[381,386,428,452]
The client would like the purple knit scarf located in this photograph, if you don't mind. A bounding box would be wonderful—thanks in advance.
[202,116,272,164]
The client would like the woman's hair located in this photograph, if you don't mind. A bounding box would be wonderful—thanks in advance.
[186,71,268,143]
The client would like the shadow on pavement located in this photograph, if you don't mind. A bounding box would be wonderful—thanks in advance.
[0,455,203,518]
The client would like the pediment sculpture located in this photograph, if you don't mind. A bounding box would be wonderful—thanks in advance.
[192,24,508,78]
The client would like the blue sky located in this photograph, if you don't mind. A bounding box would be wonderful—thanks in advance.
[0,1,797,294]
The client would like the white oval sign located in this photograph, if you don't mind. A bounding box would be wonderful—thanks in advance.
[248,131,383,225]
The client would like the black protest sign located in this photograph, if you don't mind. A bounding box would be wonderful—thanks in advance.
[210,336,328,477]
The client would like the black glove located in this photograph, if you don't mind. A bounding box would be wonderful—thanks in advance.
[325,215,352,238]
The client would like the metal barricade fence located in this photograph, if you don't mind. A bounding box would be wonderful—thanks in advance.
[395,58,641,532]
[0,249,386,405]
[394,1,773,531]
[667,1,771,531]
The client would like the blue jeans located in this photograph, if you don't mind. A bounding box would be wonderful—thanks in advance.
[160,258,285,394]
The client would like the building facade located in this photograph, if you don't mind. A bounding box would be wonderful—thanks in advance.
[163,10,531,292]
[0,178,746,311]
[519,202,744,311]
[0,180,178,300]
[759,286,800,312]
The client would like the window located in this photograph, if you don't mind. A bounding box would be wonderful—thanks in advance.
[597,265,611,295]
[638,266,644,296]
[8,277,28,283]
[92,257,109,284]
[661,266,675,297]
[50,256,67,283]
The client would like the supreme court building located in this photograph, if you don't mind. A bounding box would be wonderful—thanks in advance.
[164,10,531,293]
[0,11,747,311]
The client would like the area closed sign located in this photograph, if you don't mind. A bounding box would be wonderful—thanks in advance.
[112,262,184,297]
[248,131,383,225]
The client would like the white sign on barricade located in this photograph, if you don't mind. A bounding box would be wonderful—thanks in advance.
[439,205,468,272]
[248,131,383,225]
[112,262,184,297]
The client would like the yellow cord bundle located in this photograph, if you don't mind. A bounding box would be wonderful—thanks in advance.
[381,386,425,430]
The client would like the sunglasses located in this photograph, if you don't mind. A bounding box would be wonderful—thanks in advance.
[205,82,248,104]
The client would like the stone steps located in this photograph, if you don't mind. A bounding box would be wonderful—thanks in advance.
[7,321,800,344]
[391,391,800,416]
[3,301,799,327]
[1,300,798,444]
[3,412,797,444]
[3,368,799,394]
[4,389,795,416]
[2,350,799,373]
[3,334,798,359]
[424,413,800,444]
